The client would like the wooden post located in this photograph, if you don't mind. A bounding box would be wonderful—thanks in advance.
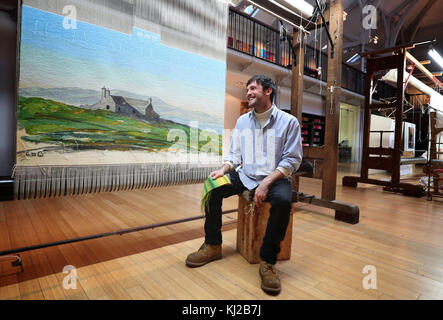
[290,30,305,191]
[287,0,359,223]
[428,112,443,199]
[322,0,344,201]
[392,50,406,186]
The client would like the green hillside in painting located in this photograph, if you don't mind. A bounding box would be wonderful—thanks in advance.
[18,96,221,154]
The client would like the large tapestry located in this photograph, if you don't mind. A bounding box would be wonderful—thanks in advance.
[15,0,228,199]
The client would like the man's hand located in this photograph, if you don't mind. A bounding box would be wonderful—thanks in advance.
[254,182,269,207]
[209,169,225,180]
[253,169,285,207]
[209,163,232,180]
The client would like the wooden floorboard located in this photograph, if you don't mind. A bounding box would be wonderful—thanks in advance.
[0,165,443,299]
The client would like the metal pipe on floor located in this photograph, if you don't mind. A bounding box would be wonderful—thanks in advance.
[0,209,238,257]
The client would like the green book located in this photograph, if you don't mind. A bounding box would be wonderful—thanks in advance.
[201,174,231,212]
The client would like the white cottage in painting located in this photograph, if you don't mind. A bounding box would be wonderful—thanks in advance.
[87,87,160,121]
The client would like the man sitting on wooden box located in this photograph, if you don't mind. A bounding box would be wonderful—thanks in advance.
[185,75,302,295]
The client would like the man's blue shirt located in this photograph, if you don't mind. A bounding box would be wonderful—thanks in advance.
[224,105,303,190]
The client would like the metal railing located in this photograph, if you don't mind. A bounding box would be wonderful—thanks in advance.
[227,7,396,99]
[227,7,293,67]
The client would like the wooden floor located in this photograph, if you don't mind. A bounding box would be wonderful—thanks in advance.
[1,164,443,300]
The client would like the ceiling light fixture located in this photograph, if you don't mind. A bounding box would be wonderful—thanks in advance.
[271,0,314,18]
[247,0,310,33]
[346,53,360,63]
[429,48,443,69]
[369,35,378,44]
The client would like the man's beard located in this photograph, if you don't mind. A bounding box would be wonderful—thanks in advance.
[248,96,259,108]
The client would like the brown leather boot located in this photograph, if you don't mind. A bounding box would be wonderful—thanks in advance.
[185,242,222,268]
[259,261,281,295]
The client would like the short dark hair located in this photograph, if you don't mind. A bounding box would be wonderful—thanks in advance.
[246,75,276,103]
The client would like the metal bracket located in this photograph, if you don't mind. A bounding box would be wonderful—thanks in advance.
[0,255,24,275]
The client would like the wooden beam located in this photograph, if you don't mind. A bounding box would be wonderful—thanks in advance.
[290,32,304,122]
[290,30,305,192]
[360,66,373,181]
[303,146,325,159]
[296,192,359,224]
[392,50,407,186]
[321,0,344,201]
[366,54,407,73]
[415,72,443,78]
[407,60,430,69]
[368,147,394,156]
[361,43,415,58]
[406,51,443,90]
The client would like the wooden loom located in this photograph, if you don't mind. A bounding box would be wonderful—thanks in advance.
[342,45,443,198]
[247,0,359,224]
[427,111,443,200]
[288,0,359,224]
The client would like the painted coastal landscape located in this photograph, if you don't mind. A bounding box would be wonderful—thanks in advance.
[17,5,226,165]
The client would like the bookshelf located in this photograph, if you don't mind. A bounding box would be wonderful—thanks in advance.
[301,113,325,147]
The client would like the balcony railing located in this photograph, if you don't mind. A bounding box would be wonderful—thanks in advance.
[227,7,396,99]
[227,7,294,67]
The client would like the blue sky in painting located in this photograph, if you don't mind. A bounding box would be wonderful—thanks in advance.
[19,5,226,116]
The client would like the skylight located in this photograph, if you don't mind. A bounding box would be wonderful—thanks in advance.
[243,4,254,14]
[243,4,260,17]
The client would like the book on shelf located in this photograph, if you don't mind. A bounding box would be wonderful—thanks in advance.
[301,113,325,147]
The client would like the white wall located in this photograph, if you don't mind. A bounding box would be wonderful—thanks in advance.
[340,103,360,162]
[279,87,324,116]
[370,114,394,148]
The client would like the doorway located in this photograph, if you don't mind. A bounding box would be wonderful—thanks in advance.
[339,103,360,163]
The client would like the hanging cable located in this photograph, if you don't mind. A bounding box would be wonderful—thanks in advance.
[313,17,317,64]
[318,20,323,95]
[299,13,303,76]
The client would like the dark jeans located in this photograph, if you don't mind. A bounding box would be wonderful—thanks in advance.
[204,170,292,265]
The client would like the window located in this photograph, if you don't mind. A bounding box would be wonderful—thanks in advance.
[243,4,259,17]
